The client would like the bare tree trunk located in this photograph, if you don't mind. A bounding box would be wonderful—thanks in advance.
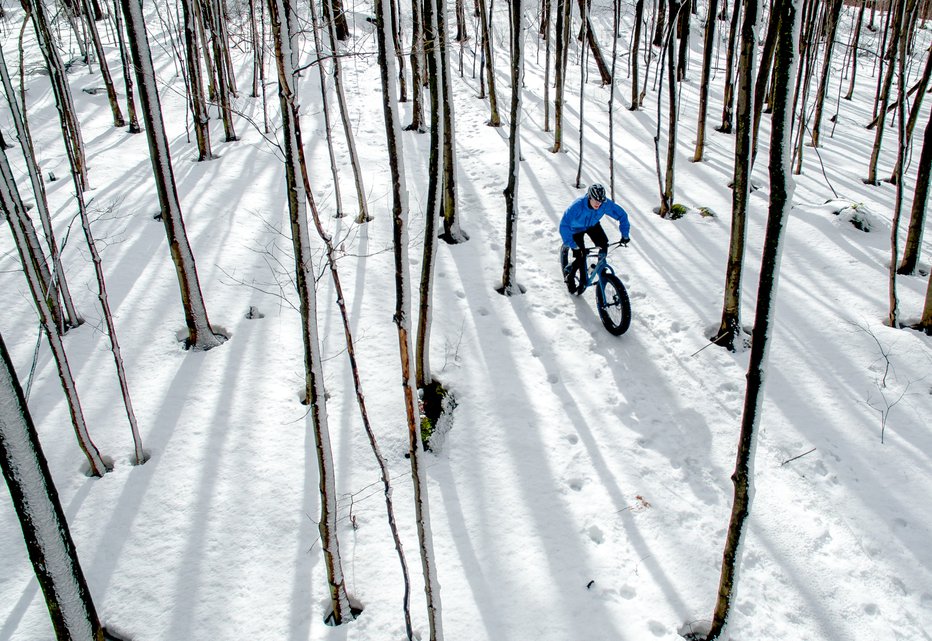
[309,0,346,217]
[676,0,690,81]
[321,0,372,222]
[707,0,798,635]
[657,0,678,216]
[693,0,719,161]
[718,0,742,132]
[120,0,224,351]
[181,0,215,160]
[810,0,842,147]
[610,0,620,194]
[713,0,759,351]
[845,0,867,100]
[374,0,445,633]
[576,0,613,84]
[898,105,932,275]
[438,0,467,243]
[904,45,932,143]
[111,0,141,132]
[551,0,571,151]
[750,11,778,163]
[203,0,238,141]
[331,0,350,40]
[867,0,905,184]
[406,0,426,130]
[266,0,355,624]
[81,0,125,127]
[543,0,552,129]
[0,47,82,331]
[575,0,588,188]
[477,0,501,125]
[499,0,524,296]
[71,165,147,465]
[0,334,111,640]
[1,150,109,477]
[455,0,468,40]
[630,0,644,109]
[26,0,89,190]
[791,0,819,174]
[888,0,910,326]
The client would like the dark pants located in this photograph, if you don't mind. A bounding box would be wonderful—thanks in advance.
[571,223,608,271]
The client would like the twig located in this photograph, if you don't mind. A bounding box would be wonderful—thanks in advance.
[781,447,816,466]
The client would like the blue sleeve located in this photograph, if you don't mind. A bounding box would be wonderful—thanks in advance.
[560,199,581,247]
[604,201,631,238]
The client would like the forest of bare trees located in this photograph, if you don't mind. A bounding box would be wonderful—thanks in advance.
[1,0,931,638]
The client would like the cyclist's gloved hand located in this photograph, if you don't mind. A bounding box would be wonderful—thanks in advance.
[620,237,630,247]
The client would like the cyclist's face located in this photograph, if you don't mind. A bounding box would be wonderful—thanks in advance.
[589,197,603,209]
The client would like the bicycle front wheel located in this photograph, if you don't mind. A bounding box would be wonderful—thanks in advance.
[596,273,632,335]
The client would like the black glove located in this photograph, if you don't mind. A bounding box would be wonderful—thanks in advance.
[620,237,630,247]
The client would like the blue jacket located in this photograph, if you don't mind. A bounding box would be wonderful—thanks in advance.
[560,195,631,248]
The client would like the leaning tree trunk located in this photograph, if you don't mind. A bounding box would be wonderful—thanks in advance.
[0,46,82,331]
[25,0,88,191]
[713,0,760,351]
[321,0,371,222]
[809,0,843,147]
[70,163,147,465]
[750,10,778,164]
[373,0,445,633]
[693,0,719,161]
[499,0,524,296]
[898,104,932,275]
[81,0,125,128]
[0,334,109,641]
[266,0,355,624]
[120,0,224,351]
[0,149,109,477]
[576,0,613,85]
[706,0,799,635]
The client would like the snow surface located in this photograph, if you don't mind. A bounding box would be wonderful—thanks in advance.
[1,2,931,640]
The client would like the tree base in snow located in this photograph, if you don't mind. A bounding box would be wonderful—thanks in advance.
[420,380,456,451]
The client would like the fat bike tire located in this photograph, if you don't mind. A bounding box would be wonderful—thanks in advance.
[596,273,631,335]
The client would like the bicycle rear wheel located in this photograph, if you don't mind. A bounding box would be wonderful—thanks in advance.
[596,273,631,335]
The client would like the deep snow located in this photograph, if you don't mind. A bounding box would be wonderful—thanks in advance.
[1,1,931,640]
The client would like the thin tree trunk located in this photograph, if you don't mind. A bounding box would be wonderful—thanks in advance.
[438,0,467,243]
[373,0,444,632]
[630,0,644,109]
[845,0,867,100]
[693,0,719,160]
[499,0,524,296]
[810,0,842,147]
[26,0,89,191]
[750,11,778,163]
[888,0,910,326]
[477,0,501,125]
[0,47,82,331]
[266,0,354,624]
[659,0,678,216]
[308,0,345,217]
[867,0,905,184]
[81,0,125,127]
[0,334,110,640]
[406,0,426,130]
[713,0,760,351]
[1,150,109,477]
[707,0,798,635]
[112,0,141,132]
[181,0,215,160]
[543,0,552,129]
[898,106,932,275]
[120,0,224,351]
[718,0,742,132]
[551,0,571,151]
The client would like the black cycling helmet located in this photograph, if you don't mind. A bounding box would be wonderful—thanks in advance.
[588,183,607,202]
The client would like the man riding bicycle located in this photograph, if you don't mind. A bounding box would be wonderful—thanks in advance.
[560,184,631,289]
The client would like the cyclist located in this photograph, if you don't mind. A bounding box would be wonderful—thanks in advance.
[560,183,631,288]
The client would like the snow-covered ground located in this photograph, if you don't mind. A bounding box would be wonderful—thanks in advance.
[1,2,931,640]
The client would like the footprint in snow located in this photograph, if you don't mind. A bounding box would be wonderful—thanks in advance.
[567,478,584,492]
[587,525,604,544]
[564,433,579,444]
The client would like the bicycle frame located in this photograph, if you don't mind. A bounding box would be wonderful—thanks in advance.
[576,245,621,295]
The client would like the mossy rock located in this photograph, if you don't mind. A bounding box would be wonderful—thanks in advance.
[420,381,456,450]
